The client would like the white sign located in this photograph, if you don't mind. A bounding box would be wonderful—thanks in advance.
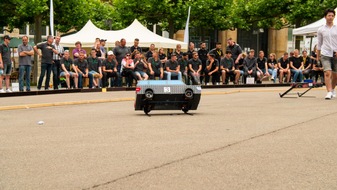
[12,83,19,92]
[164,87,171,93]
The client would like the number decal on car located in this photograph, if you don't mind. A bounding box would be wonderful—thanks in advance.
[164,87,171,93]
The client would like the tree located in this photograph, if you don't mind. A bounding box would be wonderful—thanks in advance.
[112,0,190,38]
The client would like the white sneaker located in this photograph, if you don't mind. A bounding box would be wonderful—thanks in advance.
[325,92,333,100]
[6,89,12,93]
[0,89,5,93]
[332,90,336,98]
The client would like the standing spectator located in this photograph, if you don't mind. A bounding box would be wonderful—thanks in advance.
[165,53,182,80]
[187,42,196,60]
[0,35,12,92]
[60,50,78,89]
[74,51,93,88]
[72,41,87,59]
[204,53,220,85]
[310,44,317,60]
[148,51,164,79]
[34,35,59,90]
[113,38,130,86]
[102,51,119,87]
[256,50,270,83]
[134,52,148,80]
[121,53,137,87]
[220,50,240,84]
[52,36,64,90]
[173,44,183,59]
[145,44,155,60]
[243,49,257,84]
[289,49,304,82]
[209,42,224,64]
[188,52,202,85]
[302,50,312,79]
[87,49,103,88]
[18,36,34,92]
[178,52,189,83]
[267,53,278,83]
[158,47,167,65]
[198,42,208,84]
[278,52,291,83]
[226,38,243,65]
[100,39,107,59]
[317,8,337,99]
[130,38,142,59]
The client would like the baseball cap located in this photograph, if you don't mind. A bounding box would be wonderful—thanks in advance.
[3,35,11,40]
[108,51,114,55]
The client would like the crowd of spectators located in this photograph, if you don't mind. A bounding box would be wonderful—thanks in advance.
[0,35,324,92]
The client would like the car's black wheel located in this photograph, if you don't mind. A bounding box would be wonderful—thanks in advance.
[185,89,193,99]
[144,105,151,114]
[144,89,154,99]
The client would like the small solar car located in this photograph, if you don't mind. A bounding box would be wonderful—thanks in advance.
[135,80,202,114]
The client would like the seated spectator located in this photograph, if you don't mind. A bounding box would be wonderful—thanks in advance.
[60,50,78,89]
[278,52,291,83]
[102,51,119,87]
[267,53,278,83]
[74,51,93,88]
[164,53,182,80]
[290,49,304,82]
[87,49,103,88]
[311,59,324,83]
[158,47,167,64]
[148,51,164,79]
[302,50,312,79]
[256,50,270,83]
[72,41,87,59]
[134,52,149,80]
[145,44,155,60]
[178,52,189,84]
[204,53,220,85]
[188,52,202,85]
[121,53,138,87]
[220,50,240,84]
[243,49,257,84]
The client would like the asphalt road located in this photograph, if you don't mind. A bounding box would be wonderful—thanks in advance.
[1,87,337,190]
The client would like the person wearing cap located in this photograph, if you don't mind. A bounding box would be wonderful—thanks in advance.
[34,35,59,90]
[0,35,13,92]
[18,35,34,92]
[164,53,182,81]
[102,51,119,87]
[87,49,103,88]
[204,53,220,85]
[99,39,107,59]
[72,41,87,59]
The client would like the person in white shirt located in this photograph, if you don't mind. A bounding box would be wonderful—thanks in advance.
[317,8,337,99]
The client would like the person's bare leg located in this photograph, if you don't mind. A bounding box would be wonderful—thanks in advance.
[325,70,332,92]
[331,72,337,91]
[279,70,284,83]
[66,76,70,88]
[286,70,291,83]
[221,71,226,84]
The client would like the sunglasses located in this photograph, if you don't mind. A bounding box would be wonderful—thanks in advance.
[126,54,130,56]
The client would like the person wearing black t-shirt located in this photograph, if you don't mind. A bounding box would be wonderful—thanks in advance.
[302,50,312,79]
[204,54,220,85]
[256,50,270,83]
[289,49,304,82]
[198,42,208,84]
[278,52,291,83]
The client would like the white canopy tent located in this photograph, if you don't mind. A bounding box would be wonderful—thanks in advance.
[293,8,337,36]
[60,19,187,49]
